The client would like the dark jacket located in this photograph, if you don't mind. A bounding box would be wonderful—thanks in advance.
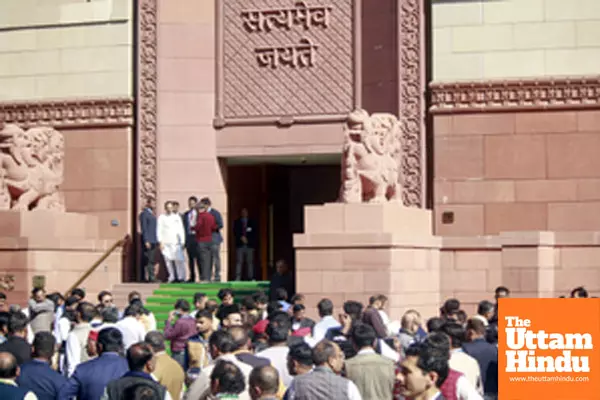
[362,307,388,339]
[0,336,31,365]
[17,359,67,400]
[463,338,498,395]
[139,208,158,244]
[325,327,356,359]
[0,381,29,400]
[269,272,295,301]
[58,352,129,400]
[164,315,197,353]
[233,217,258,248]
[235,351,270,368]
[105,371,166,400]
[209,208,224,244]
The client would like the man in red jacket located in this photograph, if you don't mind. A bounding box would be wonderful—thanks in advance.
[195,203,217,282]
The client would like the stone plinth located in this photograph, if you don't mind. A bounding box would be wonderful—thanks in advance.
[295,203,441,320]
[0,211,122,305]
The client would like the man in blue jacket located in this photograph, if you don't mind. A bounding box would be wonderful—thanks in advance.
[200,197,223,282]
[58,328,128,400]
[17,332,67,400]
[0,352,38,400]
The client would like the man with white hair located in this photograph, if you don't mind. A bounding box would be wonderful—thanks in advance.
[398,310,422,358]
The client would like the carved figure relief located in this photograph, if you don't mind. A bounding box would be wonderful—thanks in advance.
[0,124,65,211]
[340,109,402,203]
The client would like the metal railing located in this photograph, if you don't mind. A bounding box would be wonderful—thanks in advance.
[64,235,129,297]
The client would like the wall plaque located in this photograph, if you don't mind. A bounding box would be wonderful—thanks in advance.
[215,0,361,127]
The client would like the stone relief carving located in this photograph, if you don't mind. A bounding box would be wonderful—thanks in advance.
[137,0,158,205]
[0,99,133,129]
[430,77,600,112]
[398,0,425,208]
[0,124,65,211]
[0,274,15,292]
[340,109,402,203]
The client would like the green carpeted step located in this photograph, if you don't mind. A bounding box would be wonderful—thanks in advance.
[144,282,270,326]
[157,282,269,290]
[152,288,263,297]
[146,296,219,305]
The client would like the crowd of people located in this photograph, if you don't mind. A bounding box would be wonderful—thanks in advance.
[0,284,592,400]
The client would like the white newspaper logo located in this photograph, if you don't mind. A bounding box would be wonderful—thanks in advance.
[504,316,593,373]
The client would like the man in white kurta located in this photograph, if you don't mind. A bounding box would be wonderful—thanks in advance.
[157,201,186,282]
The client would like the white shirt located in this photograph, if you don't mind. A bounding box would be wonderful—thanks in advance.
[450,349,483,395]
[146,312,157,332]
[256,346,292,387]
[53,307,64,341]
[455,376,484,400]
[157,213,185,246]
[379,339,400,362]
[20,308,34,344]
[312,315,341,343]
[116,317,146,350]
[55,317,70,344]
[65,330,84,376]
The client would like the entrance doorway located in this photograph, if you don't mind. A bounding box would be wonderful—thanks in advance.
[226,156,340,281]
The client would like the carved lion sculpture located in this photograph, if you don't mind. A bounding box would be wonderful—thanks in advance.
[340,109,402,203]
[0,124,66,211]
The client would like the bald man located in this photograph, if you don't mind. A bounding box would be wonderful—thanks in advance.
[229,327,286,398]
[249,365,279,400]
[398,310,422,357]
[0,352,38,400]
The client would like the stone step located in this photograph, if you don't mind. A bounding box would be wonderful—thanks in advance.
[110,283,160,308]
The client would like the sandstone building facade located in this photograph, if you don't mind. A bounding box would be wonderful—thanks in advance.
[0,0,598,310]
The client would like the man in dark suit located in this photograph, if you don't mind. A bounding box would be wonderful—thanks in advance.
[58,328,129,400]
[139,198,159,282]
[183,196,200,283]
[17,332,67,400]
[233,208,257,281]
[0,311,31,366]
[0,352,37,400]
[463,318,498,399]
[200,197,224,282]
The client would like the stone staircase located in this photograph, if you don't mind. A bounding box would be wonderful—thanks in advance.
[111,283,160,309]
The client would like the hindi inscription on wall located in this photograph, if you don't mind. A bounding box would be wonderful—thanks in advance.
[217,0,358,124]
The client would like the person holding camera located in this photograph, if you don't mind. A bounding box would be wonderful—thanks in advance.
[164,300,197,368]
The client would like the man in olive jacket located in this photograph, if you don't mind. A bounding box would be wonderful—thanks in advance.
[345,323,395,400]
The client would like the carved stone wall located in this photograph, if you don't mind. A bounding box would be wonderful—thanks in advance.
[137,0,158,206]
[398,0,426,208]
[216,0,359,125]
[431,77,600,236]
